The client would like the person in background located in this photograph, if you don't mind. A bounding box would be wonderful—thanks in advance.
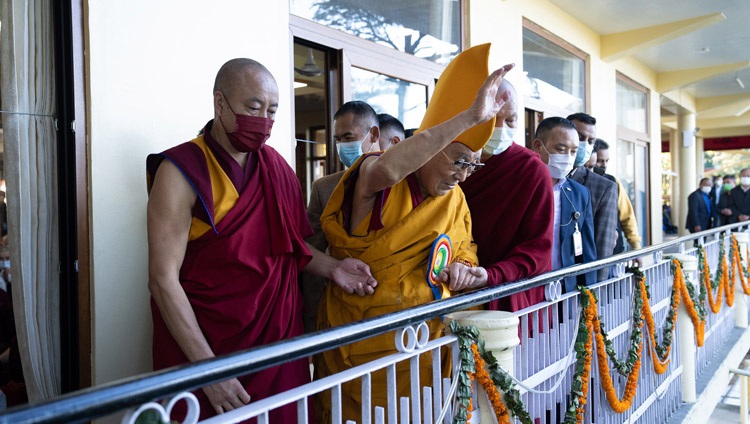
[376,113,405,151]
[532,117,596,292]
[566,113,618,281]
[461,79,553,311]
[584,150,597,170]
[730,169,750,223]
[302,101,383,332]
[686,178,713,233]
[146,58,376,421]
[717,174,736,226]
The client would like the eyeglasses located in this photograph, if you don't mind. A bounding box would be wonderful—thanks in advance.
[440,150,484,174]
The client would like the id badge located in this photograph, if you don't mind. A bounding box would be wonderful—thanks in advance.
[573,223,583,257]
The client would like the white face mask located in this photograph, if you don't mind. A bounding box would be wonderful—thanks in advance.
[701,186,712,194]
[714,180,723,188]
[0,260,9,269]
[540,142,574,180]
[742,177,750,187]
[483,126,516,156]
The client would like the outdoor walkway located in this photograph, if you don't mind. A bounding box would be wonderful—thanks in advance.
[707,353,750,424]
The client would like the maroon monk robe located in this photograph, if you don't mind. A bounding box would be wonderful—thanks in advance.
[460,142,554,311]
[147,134,313,423]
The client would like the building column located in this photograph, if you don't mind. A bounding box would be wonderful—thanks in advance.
[670,129,680,235]
[696,136,705,179]
[678,113,697,237]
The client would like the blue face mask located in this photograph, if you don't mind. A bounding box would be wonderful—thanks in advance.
[573,140,594,167]
[337,131,371,168]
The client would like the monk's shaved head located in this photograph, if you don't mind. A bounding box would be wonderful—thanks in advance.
[213,58,274,95]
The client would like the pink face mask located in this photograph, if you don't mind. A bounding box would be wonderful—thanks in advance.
[220,95,274,152]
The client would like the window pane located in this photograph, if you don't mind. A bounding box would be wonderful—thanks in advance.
[617,140,649,246]
[351,67,428,129]
[291,0,461,65]
[635,144,649,243]
[616,79,648,133]
[522,28,585,112]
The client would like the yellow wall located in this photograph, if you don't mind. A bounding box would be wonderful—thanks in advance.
[470,0,664,244]
[86,0,295,389]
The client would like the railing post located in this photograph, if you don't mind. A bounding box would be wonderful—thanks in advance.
[735,232,750,328]
[446,311,520,423]
[742,373,749,424]
[669,253,699,403]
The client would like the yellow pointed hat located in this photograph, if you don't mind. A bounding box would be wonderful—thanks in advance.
[417,43,495,151]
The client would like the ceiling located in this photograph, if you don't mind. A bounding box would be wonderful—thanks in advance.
[549,0,750,137]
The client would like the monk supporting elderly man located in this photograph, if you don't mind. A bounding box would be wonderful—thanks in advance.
[146,58,376,422]
[314,44,514,421]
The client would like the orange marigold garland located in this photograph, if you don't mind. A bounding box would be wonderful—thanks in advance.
[731,235,750,295]
[584,288,642,413]
[641,272,673,374]
[701,243,727,313]
[450,247,721,424]
[673,259,706,347]
[450,322,533,424]
[471,343,510,424]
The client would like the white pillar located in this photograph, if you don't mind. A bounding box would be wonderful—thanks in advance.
[670,129,680,234]
[446,311,520,424]
[695,136,705,180]
[678,113,697,237]
[736,232,750,328]
[667,254,699,402]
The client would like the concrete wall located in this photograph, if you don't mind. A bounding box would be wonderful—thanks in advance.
[86,0,294,385]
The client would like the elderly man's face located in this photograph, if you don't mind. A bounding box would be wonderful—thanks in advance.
[416,143,481,197]
[496,99,518,130]
[219,69,279,124]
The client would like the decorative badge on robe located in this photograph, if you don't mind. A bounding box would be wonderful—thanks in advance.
[426,234,452,300]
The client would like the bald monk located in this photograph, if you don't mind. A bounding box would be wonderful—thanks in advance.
[315,44,514,421]
[146,58,376,422]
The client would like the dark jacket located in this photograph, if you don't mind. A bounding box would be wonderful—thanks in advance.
[569,167,617,281]
[559,178,597,292]
[729,185,750,222]
[686,188,711,232]
[717,190,735,226]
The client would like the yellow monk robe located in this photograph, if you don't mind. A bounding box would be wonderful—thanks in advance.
[315,154,478,421]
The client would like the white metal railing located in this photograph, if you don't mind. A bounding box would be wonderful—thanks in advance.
[2,223,750,424]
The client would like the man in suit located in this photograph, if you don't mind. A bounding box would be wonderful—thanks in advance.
[717,174,736,226]
[532,117,596,292]
[729,168,750,223]
[686,178,713,233]
[566,113,618,281]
